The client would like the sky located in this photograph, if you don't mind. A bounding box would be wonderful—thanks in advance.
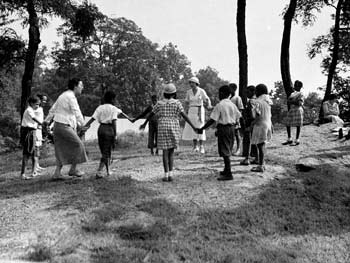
[13,0,334,94]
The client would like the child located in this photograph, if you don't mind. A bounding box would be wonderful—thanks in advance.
[198,85,241,181]
[132,94,159,155]
[282,80,304,146]
[83,91,132,178]
[141,83,196,182]
[250,84,273,173]
[229,83,244,155]
[20,96,43,179]
[240,85,258,165]
[33,94,47,172]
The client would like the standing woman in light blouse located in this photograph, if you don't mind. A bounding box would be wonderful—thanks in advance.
[45,78,88,180]
[182,77,212,154]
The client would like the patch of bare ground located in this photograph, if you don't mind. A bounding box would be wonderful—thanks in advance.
[0,125,350,262]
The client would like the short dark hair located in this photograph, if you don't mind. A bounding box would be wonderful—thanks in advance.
[28,95,40,105]
[247,85,256,92]
[228,83,237,96]
[255,84,268,97]
[294,80,303,88]
[219,85,231,98]
[103,90,116,104]
[164,92,176,99]
[328,94,337,101]
[68,78,81,90]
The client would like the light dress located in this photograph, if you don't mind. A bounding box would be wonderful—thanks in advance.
[182,87,210,141]
[251,94,273,145]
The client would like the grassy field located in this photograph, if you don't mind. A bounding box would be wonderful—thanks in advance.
[0,126,350,263]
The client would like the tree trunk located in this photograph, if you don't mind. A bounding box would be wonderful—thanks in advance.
[319,0,343,120]
[20,0,41,118]
[236,0,248,105]
[280,0,297,98]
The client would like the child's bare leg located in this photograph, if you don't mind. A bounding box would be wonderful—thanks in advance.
[296,126,301,140]
[257,142,265,166]
[168,148,174,172]
[162,150,169,173]
[21,155,29,175]
[193,139,198,150]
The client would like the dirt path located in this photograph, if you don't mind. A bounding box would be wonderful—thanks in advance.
[0,124,349,262]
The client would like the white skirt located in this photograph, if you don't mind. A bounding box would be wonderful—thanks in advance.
[182,106,206,141]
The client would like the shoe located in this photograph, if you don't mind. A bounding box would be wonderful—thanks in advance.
[251,166,265,172]
[240,159,250,165]
[162,177,170,182]
[199,146,205,154]
[282,140,293,145]
[21,174,32,180]
[217,175,233,181]
[32,171,40,177]
[219,170,228,175]
[290,141,300,146]
[52,175,64,181]
[68,170,85,177]
[96,170,104,179]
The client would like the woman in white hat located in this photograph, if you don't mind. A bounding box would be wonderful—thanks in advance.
[182,76,212,153]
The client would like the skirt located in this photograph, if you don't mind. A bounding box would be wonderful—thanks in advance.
[182,106,206,140]
[251,122,272,145]
[284,106,303,127]
[98,124,115,163]
[53,122,88,166]
[157,118,180,150]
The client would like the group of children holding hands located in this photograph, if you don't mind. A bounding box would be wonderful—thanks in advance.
[20,79,273,182]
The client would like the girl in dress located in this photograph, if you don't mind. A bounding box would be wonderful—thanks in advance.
[282,80,304,146]
[250,84,273,173]
[141,83,196,182]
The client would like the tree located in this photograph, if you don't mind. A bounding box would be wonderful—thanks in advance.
[308,0,350,119]
[236,0,248,104]
[280,0,297,98]
[0,0,103,118]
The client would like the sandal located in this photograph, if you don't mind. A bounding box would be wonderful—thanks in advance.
[239,159,250,165]
[290,141,300,146]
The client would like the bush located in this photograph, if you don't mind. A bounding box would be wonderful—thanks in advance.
[0,115,20,139]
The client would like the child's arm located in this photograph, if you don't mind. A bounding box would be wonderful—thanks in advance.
[119,112,133,122]
[181,111,201,131]
[32,116,43,126]
[140,112,154,130]
[132,106,152,123]
[198,118,215,133]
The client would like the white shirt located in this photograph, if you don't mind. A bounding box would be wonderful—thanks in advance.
[45,90,84,129]
[185,87,210,107]
[21,106,37,128]
[34,107,44,124]
[231,95,244,110]
[210,98,241,125]
[92,104,122,124]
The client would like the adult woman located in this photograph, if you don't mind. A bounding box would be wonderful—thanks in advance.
[45,78,88,179]
[322,94,344,127]
[182,77,212,153]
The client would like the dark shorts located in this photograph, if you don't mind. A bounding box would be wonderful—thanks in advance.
[217,124,235,157]
[20,126,37,156]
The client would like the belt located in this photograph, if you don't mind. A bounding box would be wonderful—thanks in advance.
[190,105,201,107]
[100,123,113,125]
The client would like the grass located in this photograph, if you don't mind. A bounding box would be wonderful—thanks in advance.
[1,126,350,262]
